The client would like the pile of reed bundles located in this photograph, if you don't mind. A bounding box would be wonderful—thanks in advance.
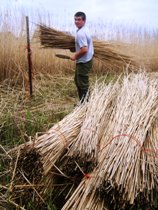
[38,24,137,70]
[4,72,158,209]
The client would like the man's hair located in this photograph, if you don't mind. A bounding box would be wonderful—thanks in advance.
[74,12,86,21]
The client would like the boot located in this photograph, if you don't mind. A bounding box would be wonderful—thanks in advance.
[77,87,83,101]
[80,89,88,103]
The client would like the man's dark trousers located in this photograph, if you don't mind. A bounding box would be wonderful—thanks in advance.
[74,59,93,102]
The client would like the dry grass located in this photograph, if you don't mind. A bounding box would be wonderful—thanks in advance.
[0,74,76,115]
[0,29,75,83]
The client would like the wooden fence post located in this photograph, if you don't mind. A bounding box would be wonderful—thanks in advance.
[26,16,33,96]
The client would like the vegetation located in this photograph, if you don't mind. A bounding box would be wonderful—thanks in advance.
[0,10,158,210]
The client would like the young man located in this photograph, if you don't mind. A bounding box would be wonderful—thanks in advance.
[70,11,94,103]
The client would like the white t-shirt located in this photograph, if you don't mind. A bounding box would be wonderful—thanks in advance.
[75,25,94,63]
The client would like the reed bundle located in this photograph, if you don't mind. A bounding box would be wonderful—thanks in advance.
[67,80,120,164]
[86,73,158,208]
[34,103,87,175]
[62,179,108,210]
[58,72,158,209]
[38,24,136,70]
[59,101,118,210]
[10,148,45,208]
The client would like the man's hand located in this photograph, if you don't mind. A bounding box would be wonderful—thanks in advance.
[70,46,88,61]
[70,55,76,61]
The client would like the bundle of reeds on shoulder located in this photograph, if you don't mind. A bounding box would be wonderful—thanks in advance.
[38,24,137,70]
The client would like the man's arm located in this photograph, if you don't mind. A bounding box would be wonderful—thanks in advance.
[70,46,88,61]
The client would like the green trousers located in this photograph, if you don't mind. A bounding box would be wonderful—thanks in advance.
[74,59,93,101]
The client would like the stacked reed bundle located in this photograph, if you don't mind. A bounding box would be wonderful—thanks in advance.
[67,80,120,165]
[9,148,45,209]
[44,82,120,206]
[60,85,118,209]
[61,72,158,209]
[38,24,136,70]
[91,73,158,207]
[138,118,158,207]
[5,72,158,209]
[34,102,87,175]
[62,179,108,210]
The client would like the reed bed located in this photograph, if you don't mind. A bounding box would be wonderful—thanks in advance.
[0,30,73,82]
[38,24,137,70]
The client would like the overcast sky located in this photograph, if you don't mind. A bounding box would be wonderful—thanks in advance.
[1,0,158,30]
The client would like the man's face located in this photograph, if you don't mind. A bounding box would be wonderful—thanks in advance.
[74,16,85,29]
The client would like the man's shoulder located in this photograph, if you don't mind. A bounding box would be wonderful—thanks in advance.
[77,26,89,36]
